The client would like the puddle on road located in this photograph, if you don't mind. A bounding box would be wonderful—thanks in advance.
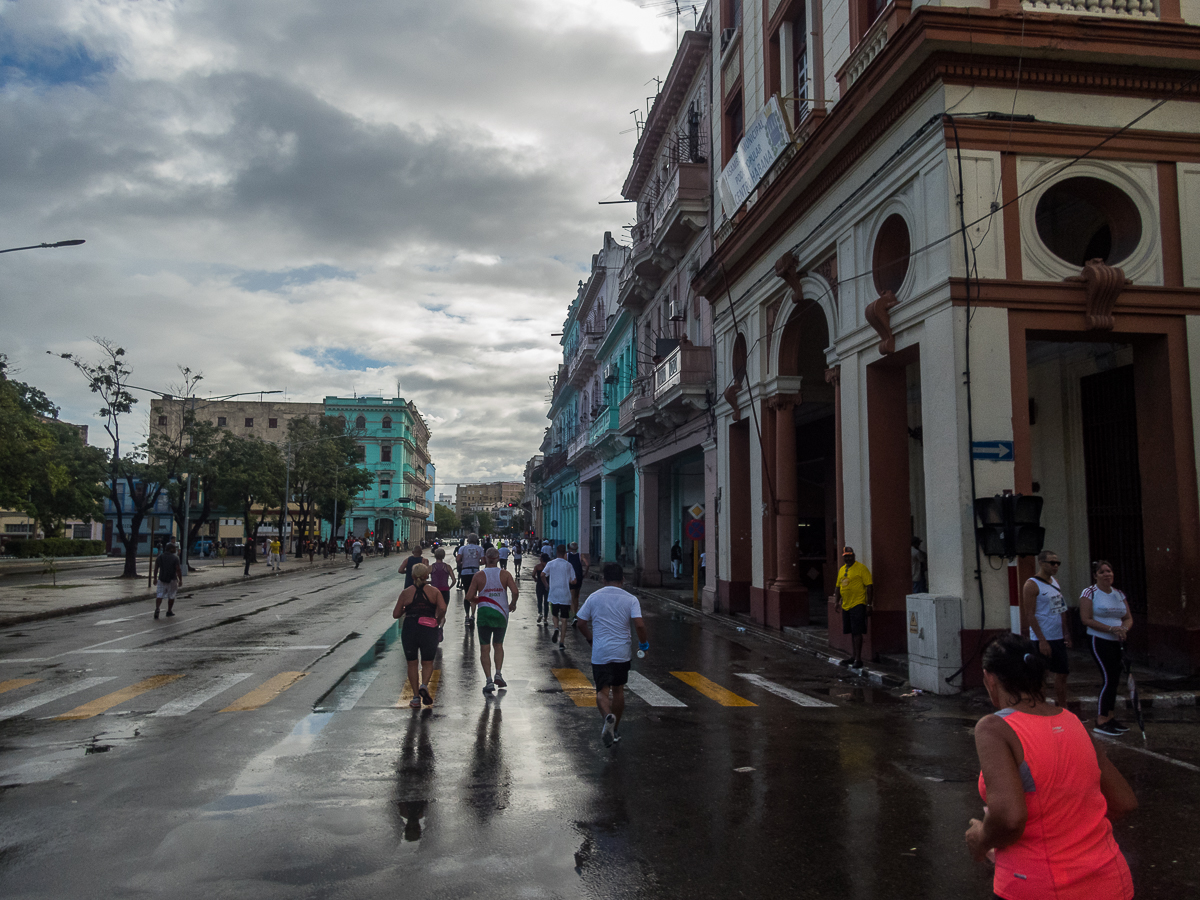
[0,720,145,787]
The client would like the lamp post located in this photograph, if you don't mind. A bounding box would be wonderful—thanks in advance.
[0,239,85,254]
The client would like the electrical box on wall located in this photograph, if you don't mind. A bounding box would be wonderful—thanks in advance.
[906,594,963,694]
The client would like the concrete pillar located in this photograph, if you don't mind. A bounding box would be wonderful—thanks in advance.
[703,438,718,612]
[601,473,618,565]
[637,465,661,586]
[767,392,807,627]
[577,482,592,558]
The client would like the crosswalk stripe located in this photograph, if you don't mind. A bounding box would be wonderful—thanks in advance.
[55,674,186,720]
[671,671,757,707]
[552,668,597,707]
[151,673,254,717]
[397,670,440,706]
[734,672,836,708]
[220,672,305,712]
[329,670,381,710]
[626,671,687,707]
[0,677,118,721]
[0,677,40,695]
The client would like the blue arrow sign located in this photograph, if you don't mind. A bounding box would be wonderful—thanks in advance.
[972,440,1014,461]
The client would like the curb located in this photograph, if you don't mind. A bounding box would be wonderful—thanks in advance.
[0,560,375,629]
[638,587,908,689]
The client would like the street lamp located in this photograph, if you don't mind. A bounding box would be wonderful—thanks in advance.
[0,240,85,254]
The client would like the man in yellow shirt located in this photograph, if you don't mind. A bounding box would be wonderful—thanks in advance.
[834,546,873,669]
[269,538,282,571]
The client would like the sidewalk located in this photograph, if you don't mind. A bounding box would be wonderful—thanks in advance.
[0,555,390,628]
[635,582,1200,709]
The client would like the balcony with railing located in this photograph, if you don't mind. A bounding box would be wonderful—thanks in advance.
[617,220,666,314]
[618,379,656,436]
[653,344,712,411]
[566,331,603,389]
[649,161,709,254]
[566,428,592,465]
[403,464,432,491]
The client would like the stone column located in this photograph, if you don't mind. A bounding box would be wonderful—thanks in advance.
[577,481,592,558]
[637,465,661,586]
[601,473,618,565]
[769,392,806,627]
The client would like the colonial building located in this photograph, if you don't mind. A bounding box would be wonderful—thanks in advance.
[324,396,432,545]
[692,0,1200,683]
[455,482,524,521]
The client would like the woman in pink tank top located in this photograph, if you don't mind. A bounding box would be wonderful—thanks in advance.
[967,633,1138,899]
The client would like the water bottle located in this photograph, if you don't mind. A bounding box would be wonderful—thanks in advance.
[637,641,649,659]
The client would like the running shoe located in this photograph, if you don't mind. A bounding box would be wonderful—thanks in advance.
[837,657,853,667]
[418,684,433,705]
[601,713,616,748]
[409,697,422,709]
[483,680,495,695]
[1109,719,1130,733]
[551,628,560,643]
[493,673,507,689]
[1093,720,1123,736]
[153,610,159,619]
[166,611,175,617]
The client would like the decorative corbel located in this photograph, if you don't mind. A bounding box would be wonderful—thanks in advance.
[723,380,742,422]
[1065,258,1131,331]
[824,366,841,389]
[774,250,806,300]
[864,290,899,355]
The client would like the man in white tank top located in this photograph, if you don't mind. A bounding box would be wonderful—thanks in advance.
[1021,549,1071,709]
[465,548,520,695]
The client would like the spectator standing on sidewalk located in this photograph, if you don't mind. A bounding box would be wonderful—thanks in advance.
[1080,560,1134,736]
[966,633,1136,899]
[153,541,183,619]
[670,540,682,579]
[835,546,873,669]
[1021,549,1071,710]
[575,562,649,748]
[242,540,254,577]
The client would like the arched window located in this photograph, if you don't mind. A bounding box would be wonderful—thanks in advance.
[355,415,366,430]
[337,415,346,431]
[382,416,392,430]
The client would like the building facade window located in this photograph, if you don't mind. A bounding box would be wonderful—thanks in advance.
[217,416,227,426]
[355,415,367,429]
[158,415,167,425]
[382,416,392,430]
[381,480,390,500]
[381,444,392,463]
[268,418,278,428]
[244,417,254,427]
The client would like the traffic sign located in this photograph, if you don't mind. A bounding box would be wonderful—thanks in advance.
[971,440,1014,461]
[688,503,705,520]
[685,519,705,541]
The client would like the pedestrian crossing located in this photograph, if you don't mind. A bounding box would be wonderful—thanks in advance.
[0,661,835,724]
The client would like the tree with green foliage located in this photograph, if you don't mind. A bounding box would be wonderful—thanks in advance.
[209,433,286,558]
[434,502,460,537]
[475,509,494,537]
[284,415,371,557]
[0,355,57,512]
[26,421,109,538]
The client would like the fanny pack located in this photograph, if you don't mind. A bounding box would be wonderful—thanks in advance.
[417,616,438,628]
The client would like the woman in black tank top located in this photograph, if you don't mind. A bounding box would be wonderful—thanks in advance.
[393,564,447,708]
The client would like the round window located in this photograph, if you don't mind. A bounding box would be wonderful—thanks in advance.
[1035,177,1141,267]
[872,214,911,295]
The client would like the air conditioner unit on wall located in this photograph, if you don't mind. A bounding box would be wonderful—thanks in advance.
[668,300,685,321]
[603,365,618,384]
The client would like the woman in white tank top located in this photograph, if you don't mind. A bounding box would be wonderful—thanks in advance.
[1079,560,1134,735]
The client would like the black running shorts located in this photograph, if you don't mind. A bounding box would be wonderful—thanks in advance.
[551,602,571,619]
[401,617,439,662]
[477,621,507,646]
[592,660,632,690]
[842,603,869,635]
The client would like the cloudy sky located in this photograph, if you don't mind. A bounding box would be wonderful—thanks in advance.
[0,0,681,489]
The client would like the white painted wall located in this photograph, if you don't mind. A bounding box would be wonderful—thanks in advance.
[946,150,1006,280]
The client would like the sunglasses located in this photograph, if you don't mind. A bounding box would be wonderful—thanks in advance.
[1047,560,1061,566]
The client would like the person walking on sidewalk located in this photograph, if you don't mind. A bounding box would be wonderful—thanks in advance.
[966,633,1136,899]
[542,544,575,650]
[835,546,873,669]
[153,541,183,619]
[242,539,254,577]
[1021,549,1071,710]
[465,548,519,695]
[1080,560,1135,736]
[352,537,364,569]
[576,562,649,748]
[393,563,447,709]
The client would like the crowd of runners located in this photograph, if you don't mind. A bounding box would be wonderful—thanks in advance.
[390,533,647,747]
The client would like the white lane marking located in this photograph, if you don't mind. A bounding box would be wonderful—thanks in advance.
[735,673,836,708]
[95,615,144,625]
[1094,733,1200,773]
[75,646,332,653]
[626,671,687,707]
[329,670,381,711]
[150,673,254,717]
[0,677,118,721]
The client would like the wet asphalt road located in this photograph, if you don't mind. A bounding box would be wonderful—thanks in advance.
[0,562,1197,899]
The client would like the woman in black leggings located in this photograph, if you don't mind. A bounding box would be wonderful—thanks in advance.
[393,564,446,709]
[1079,559,1134,736]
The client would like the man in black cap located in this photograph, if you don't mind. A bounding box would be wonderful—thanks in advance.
[834,546,873,668]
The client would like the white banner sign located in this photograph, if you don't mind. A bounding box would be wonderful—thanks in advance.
[717,95,791,218]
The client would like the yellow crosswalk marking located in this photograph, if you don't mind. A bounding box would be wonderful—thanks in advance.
[671,672,757,707]
[55,674,185,720]
[397,670,441,705]
[220,672,305,712]
[0,678,39,695]
[552,668,597,707]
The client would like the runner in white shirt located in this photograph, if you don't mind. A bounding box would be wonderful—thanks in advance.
[576,562,649,748]
[456,534,486,624]
[498,542,511,570]
[541,544,576,650]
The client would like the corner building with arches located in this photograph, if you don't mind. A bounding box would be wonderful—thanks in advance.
[693,0,1200,684]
